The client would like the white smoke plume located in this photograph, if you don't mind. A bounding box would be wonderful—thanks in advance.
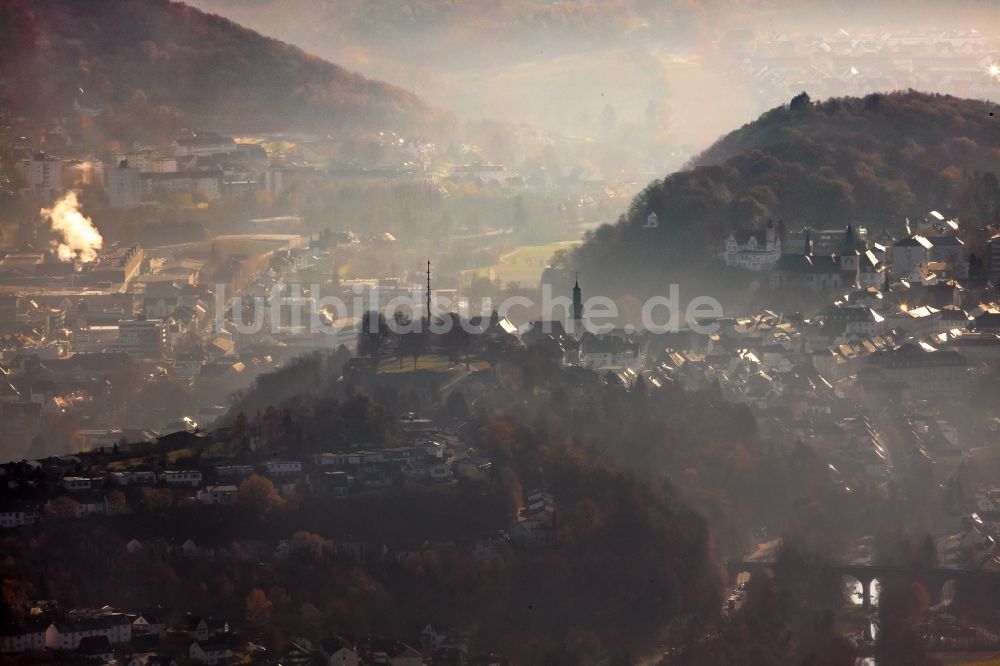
[41,191,104,263]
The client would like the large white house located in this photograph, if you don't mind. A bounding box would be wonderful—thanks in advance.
[162,470,202,487]
[724,222,781,271]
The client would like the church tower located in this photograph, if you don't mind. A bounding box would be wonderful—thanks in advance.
[840,224,860,272]
[572,275,584,326]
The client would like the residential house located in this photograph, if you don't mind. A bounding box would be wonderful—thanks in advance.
[0,502,39,528]
[320,635,360,666]
[185,615,229,641]
[130,610,167,638]
[189,639,232,665]
[45,615,132,650]
[283,641,315,665]
[62,476,95,492]
[196,485,238,505]
[162,470,202,487]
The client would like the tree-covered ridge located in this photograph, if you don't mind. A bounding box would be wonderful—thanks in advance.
[563,92,999,300]
[694,92,998,169]
[0,0,445,140]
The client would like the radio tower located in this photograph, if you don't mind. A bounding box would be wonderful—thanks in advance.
[426,260,432,321]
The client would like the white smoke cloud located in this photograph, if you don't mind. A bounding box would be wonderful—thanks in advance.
[41,191,104,263]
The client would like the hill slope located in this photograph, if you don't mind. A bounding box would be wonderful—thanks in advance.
[561,91,999,301]
[0,0,445,140]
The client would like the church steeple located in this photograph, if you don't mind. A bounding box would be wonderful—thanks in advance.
[572,274,583,322]
[842,224,860,254]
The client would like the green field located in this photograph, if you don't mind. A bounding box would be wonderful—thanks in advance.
[464,240,581,287]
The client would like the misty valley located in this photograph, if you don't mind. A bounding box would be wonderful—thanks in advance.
[0,1,998,665]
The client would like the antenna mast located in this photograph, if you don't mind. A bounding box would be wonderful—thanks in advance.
[426,260,432,321]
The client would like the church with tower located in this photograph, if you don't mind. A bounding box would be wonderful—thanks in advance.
[770,225,880,292]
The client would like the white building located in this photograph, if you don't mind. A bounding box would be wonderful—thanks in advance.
[44,615,132,650]
[1,625,46,653]
[0,507,37,529]
[162,470,202,487]
[62,477,94,492]
[724,222,781,271]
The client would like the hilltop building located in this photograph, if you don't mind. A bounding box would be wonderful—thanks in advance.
[724,221,781,271]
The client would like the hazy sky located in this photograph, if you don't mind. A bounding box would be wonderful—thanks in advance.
[193,0,999,171]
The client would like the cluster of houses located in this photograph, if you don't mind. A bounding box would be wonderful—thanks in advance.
[0,605,235,664]
[0,601,510,665]
[506,257,1000,517]
[0,414,499,526]
[0,400,542,546]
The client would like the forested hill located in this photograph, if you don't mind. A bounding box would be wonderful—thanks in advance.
[693,91,998,169]
[560,92,999,302]
[0,0,447,141]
